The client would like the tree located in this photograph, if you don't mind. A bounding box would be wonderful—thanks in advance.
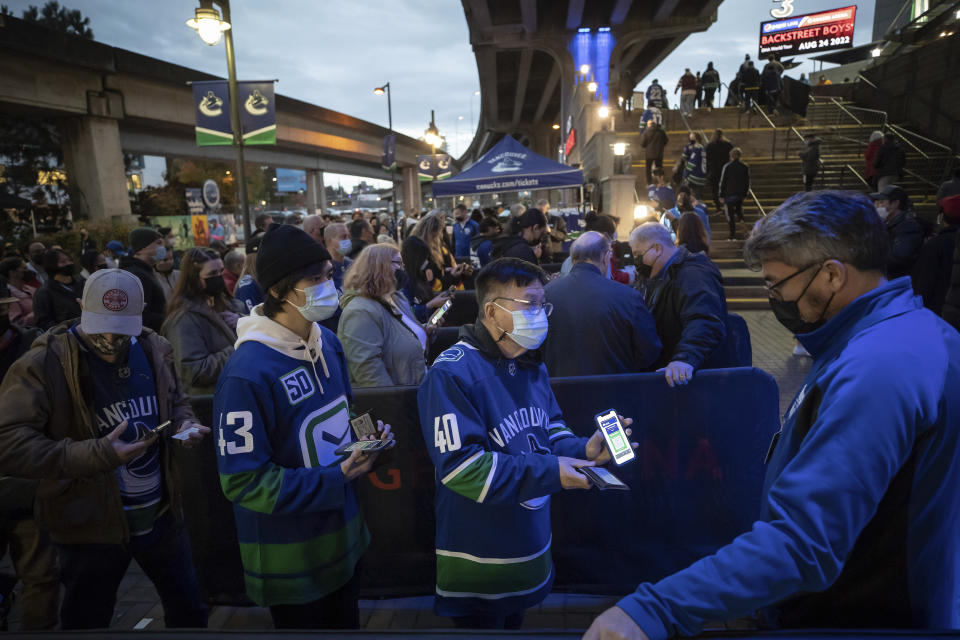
[18,1,93,39]
[0,116,63,204]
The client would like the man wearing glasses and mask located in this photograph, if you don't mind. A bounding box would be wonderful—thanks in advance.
[418,257,636,630]
[586,191,960,639]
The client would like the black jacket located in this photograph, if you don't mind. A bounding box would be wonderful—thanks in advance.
[639,247,727,369]
[491,235,539,264]
[706,139,734,176]
[941,228,960,331]
[33,277,85,330]
[886,209,924,280]
[120,256,166,332]
[912,226,958,315]
[800,140,821,176]
[740,66,761,88]
[543,263,661,376]
[719,159,750,199]
[874,140,906,179]
[639,125,669,159]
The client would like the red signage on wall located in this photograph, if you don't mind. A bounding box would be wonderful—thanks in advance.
[564,128,577,157]
[759,5,856,58]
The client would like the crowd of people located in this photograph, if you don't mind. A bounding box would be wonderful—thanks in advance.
[1,168,960,635]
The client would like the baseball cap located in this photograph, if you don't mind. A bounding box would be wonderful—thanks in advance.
[869,184,909,206]
[941,194,960,225]
[105,240,127,256]
[80,269,145,336]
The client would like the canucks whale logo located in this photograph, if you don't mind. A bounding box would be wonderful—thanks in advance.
[118,420,162,497]
[245,89,268,116]
[199,90,224,117]
[491,157,523,173]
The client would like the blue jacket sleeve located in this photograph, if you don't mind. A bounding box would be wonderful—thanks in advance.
[214,375,346,515]
[615,356,927,640]
[418,367,562,504]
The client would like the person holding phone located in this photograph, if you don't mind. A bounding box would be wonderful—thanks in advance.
[418,258,634,630]
[214,225,391,629]
[0,269,210,630]
[338,244,429,388]
[400,235,454,323]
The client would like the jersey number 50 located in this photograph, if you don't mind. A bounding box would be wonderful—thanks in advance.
[434,413,461,453]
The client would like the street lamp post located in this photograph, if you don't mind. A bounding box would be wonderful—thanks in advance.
[374,83,398,225]
[186,0,251,239]
[424,110,442,183]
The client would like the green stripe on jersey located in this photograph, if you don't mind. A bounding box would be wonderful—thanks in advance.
[220,465,284,514]
[241,512,370,606]
[436,543,552,597]
[441,452,495,502]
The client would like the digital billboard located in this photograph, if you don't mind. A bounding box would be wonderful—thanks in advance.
[759,5,856,58]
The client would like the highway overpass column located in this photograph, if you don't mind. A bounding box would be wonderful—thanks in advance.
[602,174,638,239]
[306,169,327,214]
[61,116,132,221]
[401,166,422,215]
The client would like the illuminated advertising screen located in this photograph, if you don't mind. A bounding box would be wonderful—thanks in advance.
[759,5,856,58]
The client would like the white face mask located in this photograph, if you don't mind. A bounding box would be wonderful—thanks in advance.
[876,205,889,221]
[494,303,549,350]
[287,280,339,322]
[338,239,353,255]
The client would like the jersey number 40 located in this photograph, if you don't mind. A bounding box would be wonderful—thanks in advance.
[434,413,461,453]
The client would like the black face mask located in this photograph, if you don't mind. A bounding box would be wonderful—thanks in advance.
[768,264,835,334]
[635,263,653,279]
[56,264,76,278]
[203,275,226,296]
[394,269,409,291]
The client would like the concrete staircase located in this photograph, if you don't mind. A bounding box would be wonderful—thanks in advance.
[618,97,955,311]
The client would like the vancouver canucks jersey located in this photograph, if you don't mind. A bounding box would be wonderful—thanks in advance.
[417,325,587,618]
[214,318,369,606]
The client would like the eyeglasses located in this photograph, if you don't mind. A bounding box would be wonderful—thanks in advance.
[494,297,553,317]
[765,262,821,301]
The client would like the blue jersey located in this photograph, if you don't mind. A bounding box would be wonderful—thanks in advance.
[417,323,587,618]
[453,219,479,257]
[234,274,263,314]
[214,308,368,606]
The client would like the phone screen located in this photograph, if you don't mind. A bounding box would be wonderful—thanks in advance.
[595,410,635,465]
[429,300,453,325]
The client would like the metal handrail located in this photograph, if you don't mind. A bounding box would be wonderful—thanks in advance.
[789,126,805,144]
[843,164,870,187]
[889,123,953,154]
[748,188,766,217]
[857,73,879,90]
[751,106,778,160]
[904,167,940,189]
[888,126,929,159]
[829,97,862,125]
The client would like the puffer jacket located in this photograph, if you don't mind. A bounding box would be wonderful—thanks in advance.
[161,296,244,396]
[337,290,427,388]
[0,322,196,544]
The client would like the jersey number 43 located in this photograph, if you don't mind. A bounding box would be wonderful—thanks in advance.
[434,413,462,453]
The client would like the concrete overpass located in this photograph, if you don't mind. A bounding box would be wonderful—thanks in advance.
[461,0,723,162]
[0,15,431,219]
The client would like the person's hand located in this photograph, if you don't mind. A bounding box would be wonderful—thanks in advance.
[533,244,543,259]
[219,310,240,331]
[104,420,155,465]
[658,360,694,387]
[424,323,438,342]
[558,456,594,489]
[449,264,464,277]
[175,420,210,449]
[339,420,394,482]
[426,292,452,309]
[585,416,636,465]
[582,606,650,640]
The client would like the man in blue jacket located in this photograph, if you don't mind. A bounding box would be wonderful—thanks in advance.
[585,190,960,639]
[419,257,634,630]
[543,232,660,376]
[453,204,479,258]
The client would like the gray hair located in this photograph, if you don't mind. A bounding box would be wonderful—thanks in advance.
[570,231,610,265]
[302,214,324,235]
[511,203,526,218]
[535,198,549,209]
[224,249,244,271]
[869,130,884,143]
[629,222,674,248]
[743,191,889,272]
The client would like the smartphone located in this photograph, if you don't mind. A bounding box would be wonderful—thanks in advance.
[429,300,453,326]
[578,466,630,490]
[138,420,172,441]
[594,409,635,466]
[335,439,395,456]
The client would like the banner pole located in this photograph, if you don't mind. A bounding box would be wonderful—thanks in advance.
[218,0,251,240]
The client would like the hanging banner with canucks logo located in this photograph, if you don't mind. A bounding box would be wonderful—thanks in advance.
[239,81,277,145]
[418,154,452,182]
[381,134,396,171]
[193,81,232,146]
[193,80,277,146]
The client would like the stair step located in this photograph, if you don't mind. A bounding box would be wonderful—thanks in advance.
[727,298,772,311]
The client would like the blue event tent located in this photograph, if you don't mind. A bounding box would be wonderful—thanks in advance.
[431,135,583,197]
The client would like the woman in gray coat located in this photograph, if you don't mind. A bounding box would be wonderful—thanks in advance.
[161,247,245,396]
[338,243,430,387]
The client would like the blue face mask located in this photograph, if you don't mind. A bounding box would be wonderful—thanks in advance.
[338,239,353,255]
[154,245,167,262]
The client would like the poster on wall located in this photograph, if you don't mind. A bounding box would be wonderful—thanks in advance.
[152,215,194,251]
[192,215,210,247]
[758,6,856,58]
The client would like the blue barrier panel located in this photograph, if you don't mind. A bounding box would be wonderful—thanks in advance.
[180,367,779,600]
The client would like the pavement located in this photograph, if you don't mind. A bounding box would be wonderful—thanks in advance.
[1,310,811,633]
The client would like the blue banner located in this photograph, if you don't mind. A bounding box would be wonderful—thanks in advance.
[418,154,452,182]
[381,134,397,171]
[238,81,276,145]
[276,168,306,193]
[192,81,232,146]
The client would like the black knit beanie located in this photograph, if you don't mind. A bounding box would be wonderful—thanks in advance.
[257,225,331,291]
[129,227,162,255]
